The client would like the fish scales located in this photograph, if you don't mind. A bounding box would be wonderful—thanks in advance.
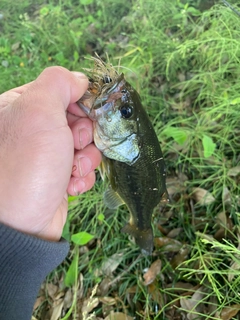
[77,56,168,254]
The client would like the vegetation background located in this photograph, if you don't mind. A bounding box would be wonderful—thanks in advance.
[0,0,240,319]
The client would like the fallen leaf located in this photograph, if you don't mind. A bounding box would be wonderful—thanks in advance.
[78,273,84,300]
[208,295,218,316]
[50,299,64,320]
[217,304,240,320]
[143,259,162,286]
[166,177,185,196]
[82,297,99,315]
[227,166,240,177]
[154,237,182,252]
[99,296,116,305]
[63,288,73,310]
[167,228,183,238]
[216,211,227,228]
[100,253,124,276]
[100,297,116,318]
[228,261,240,282]
[228,233,240,282]
[222,187,231,206]
[166,282,195,295]
[170,246,190,269]
[98,278,112,296]
[33,295,45,311]
[46,283,58,300]
[192,187,215,205]
[214,211,228,240]
[104,312,134,320]
[148,282,164,307]
[180,287,205,320]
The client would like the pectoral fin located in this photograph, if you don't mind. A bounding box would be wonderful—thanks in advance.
[104,187,125,209]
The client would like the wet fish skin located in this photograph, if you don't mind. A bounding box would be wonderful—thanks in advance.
[102,79,166,254]
[78,60,167,254]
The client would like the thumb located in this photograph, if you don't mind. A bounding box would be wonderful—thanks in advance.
[19,66,89,115]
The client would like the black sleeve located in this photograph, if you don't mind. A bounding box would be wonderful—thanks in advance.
[0,223,69,320]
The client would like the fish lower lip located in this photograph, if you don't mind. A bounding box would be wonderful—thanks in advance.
[77,101,91,116]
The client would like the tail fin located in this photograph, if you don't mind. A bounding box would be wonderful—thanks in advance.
[121,223,153,255]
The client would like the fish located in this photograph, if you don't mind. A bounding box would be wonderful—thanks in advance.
[77,56,168,254]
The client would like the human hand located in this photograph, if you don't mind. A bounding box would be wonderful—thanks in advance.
[0,67,101,241]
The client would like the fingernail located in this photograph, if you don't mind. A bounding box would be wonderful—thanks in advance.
[79,128,91,149]
[73,179,86,195]
[78,157,92,177]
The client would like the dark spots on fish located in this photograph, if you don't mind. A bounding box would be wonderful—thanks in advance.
[121,89,127,93]
[120,104,133,119]
[103,75,112,84]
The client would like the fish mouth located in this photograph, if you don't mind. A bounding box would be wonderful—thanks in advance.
[77,74,125,119]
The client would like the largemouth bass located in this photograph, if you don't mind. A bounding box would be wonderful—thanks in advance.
[78,57,168,254]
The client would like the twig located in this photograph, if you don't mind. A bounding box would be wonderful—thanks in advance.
[222,0,240,17]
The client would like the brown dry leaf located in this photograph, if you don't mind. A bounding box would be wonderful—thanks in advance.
[180,287,205,320]
[104,312,134,320]
[148,282,164,307]
[228,234,240,282]
[227,166,240,177]
[217,304,240,320]
[229,262,240,279]
[154,236,182,252]
[98,278,112,296]
[166,177,185,196]
[79,245,90,266]
[170,246,190,269]
[222,187,231,206]
[99,297,116,305]
[82,297,99,315]
[46,283,58,300]
[166,282,195,295]
[192,187,215,205]
[33,295,45,311]
[63,288,73,310]
[50,298,64,320]
[99,252,124,277]
[196,232,215,242]
[78,273,84,300]
[143,259,162,286]
[216,211,227,229]
[208,295,218,316]
[167,227,183,238]
[100,297,116,318]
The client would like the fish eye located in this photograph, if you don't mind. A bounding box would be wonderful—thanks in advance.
[120,104,133,119]
[103,75,112,84]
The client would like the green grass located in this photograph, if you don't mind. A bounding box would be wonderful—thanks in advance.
[1,0,240,319]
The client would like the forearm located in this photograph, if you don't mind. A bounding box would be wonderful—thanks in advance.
[0,223,69,320]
